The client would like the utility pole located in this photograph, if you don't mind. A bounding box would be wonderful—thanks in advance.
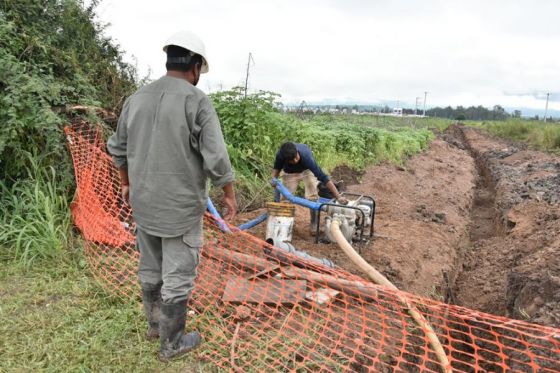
[244,52,254,99]
[544,92,550,123]
[423,91,428,117]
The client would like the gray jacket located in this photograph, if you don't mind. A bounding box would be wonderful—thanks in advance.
[107,76,234,237]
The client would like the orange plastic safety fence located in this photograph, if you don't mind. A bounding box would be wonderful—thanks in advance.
[65,123,560,372]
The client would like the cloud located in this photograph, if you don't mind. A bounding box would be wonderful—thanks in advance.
[96,0,560,111]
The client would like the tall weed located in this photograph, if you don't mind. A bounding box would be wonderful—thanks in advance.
[0,153,71,266]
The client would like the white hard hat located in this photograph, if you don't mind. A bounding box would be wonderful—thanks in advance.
[163,30,209,73]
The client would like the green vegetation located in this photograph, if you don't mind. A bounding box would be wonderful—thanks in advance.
[0,153,71,265]
[0,0,138,182]
[1,0,139,264]
[467,119,560,153]
[308,113,453,132]
[211,88,441,209]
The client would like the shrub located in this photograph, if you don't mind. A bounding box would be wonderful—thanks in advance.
[0,0,138,182]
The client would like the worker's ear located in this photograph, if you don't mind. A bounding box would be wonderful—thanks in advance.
[192,63,201,85]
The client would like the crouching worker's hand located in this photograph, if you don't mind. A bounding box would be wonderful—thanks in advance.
[337,196,349,205]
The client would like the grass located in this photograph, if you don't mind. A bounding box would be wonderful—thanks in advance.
[466,119,560,153]
[308,113,453,132]
[0,260,210,372]
[0,153,72,266]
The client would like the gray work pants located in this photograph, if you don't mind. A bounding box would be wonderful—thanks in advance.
[136,221,202,304]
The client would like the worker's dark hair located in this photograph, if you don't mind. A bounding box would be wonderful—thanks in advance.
[280,142,298,160]
[166,45,203,72]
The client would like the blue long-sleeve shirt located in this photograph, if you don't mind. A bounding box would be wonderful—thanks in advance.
[273,143,330,184]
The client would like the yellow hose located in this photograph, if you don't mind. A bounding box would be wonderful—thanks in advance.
[330,219,452,373]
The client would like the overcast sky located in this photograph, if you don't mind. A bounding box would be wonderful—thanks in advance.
[96,0,559,112]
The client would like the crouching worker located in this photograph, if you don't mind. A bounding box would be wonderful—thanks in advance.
[107,30,237,362]
[271,142,347,232]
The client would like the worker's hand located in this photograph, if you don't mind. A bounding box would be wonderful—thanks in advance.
[337,196,349,205]
[222,195,237,222]
[270,178,278,188]
[121,185,130,203]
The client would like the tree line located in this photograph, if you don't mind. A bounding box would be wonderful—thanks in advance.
[426,105,521,121]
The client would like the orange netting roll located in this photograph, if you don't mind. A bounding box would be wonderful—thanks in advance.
[65,123,560,372]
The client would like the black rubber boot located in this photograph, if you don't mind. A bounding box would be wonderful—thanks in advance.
[159,301,203,362]
[309,209,319,235]
[142,283,162,341]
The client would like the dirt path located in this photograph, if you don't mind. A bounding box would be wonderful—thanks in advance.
[236,125,560,328]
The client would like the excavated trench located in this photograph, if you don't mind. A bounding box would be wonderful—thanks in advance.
[467,157,500,240]
[448,127,506,312]
[447,126,559,326]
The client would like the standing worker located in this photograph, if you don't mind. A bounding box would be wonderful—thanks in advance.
[107,30,237,362]
[271,142,347,231]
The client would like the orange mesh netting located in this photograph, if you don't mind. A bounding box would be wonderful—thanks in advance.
[65,123,560,372]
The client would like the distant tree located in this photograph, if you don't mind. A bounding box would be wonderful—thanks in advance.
[513,110,522,118]
[492,105,509,120]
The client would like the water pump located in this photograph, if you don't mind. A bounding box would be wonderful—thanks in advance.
[320,194,375,243]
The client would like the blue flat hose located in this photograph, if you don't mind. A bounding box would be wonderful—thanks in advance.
[238,212,268,230]
[207,179,324,233]
[206,198,231,233]
[273,179,322,211]
[207,199,269,232]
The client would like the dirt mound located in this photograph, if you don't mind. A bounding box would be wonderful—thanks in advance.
[343,138,476,296]
[330,165,363,188]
